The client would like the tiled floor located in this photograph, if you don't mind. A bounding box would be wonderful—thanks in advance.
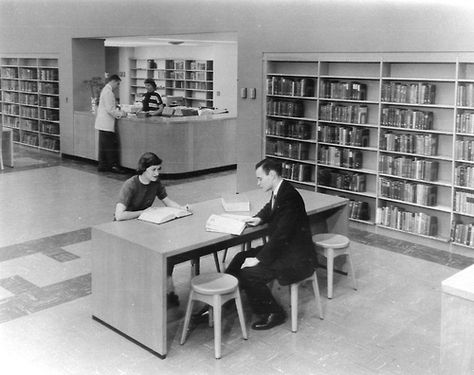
[0,145,472,374]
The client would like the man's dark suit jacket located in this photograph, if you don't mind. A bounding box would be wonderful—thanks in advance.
[255,180,318,285]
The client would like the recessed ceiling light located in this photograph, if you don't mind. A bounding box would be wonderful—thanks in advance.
[168,41,184,45]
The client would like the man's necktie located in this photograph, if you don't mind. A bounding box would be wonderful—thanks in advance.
[271,194,276,210]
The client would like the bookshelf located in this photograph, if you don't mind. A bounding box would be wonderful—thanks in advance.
[263,54,474,249]
[0,56,60,152]
[129,59,213,108]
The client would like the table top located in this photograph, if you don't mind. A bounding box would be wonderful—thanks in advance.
[93,189,347,258]
[442,264,474,301]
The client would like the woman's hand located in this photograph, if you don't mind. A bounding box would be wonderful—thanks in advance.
[245,217,262,226]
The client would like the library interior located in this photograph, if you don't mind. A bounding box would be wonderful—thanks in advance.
[1,1,474,374]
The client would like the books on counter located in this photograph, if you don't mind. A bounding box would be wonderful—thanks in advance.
[205,214,250,235]
[138,206,192,225]
[221,194,250,212]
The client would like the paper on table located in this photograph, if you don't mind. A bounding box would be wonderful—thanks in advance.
[221,194,250,212]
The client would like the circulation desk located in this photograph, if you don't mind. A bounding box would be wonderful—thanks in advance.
[91,190,348,358]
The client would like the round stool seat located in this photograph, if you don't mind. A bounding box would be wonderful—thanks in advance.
[312,233,350,249]
[191,273,238,295]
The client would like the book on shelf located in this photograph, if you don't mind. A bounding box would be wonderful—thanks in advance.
[221,194,250,212]
[138,206,192,225]
[205,214,247,235]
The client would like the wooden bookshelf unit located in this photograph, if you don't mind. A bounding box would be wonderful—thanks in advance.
[0,56,60,152]
[129,59,213,108]
[264,53,474,249]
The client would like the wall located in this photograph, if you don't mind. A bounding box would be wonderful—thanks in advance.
[2,0,474,190]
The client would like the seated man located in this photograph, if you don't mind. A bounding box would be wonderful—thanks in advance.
[225,158,318,330]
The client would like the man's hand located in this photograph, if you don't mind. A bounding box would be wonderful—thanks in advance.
[245,217,262,226]
[241,257,260,269]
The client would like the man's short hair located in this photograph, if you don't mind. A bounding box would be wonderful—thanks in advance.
[137,152,162,174]
[107,74,121,83]
[255,158,282,176]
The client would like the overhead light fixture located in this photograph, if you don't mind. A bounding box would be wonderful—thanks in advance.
[168,41,184,45]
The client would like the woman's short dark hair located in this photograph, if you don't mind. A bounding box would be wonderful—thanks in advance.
[144,78,157,89]
[137,152,162,174]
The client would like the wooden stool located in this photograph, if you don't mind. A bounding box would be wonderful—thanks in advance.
[180,273,248,359]
[313,233,357,299]
[289,271,324,332]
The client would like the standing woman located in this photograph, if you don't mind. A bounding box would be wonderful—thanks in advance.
[115,152,189,306]
[139,78,165,116]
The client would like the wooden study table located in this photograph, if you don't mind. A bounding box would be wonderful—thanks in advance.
[91,189,348,358]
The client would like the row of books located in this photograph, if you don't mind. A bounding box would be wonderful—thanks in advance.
[38,82,58,95]
[455,165,474,187]
[21,132,38,146]
[457,83,474,107]
[376,205,438,236]
[267,76,315,97]
[380,132,438,156]
[266,119,315,140]
[19,68,37,79]
[1,79,17,90]
[379,178,437,206]
[39,68,58,81]
[18,104,38,114]
[20,119,38,131]
[456,112,474,134]
[39,108,59,121]
[40,121,60,135]
[450,222,474,247]
[348,200,370,220]
[19,81,37,92]
[20,94,38,106]
[318,146,363,169]
[378,155,439,181]
[454,191,474,215]
[39,95,59,108]
[319,103,368,124]
[1,67,17,78]
[266,140,310,160]
[380,107,434,129]
[39,136,60,151]
[3,104,19,115]
[454,140,474,161]
[318,125,370,147]
[381,82,436,105]
[280,161,313,182]
[267,99,305,117]
[2,92,19,103]
[3,116,19,127]
[318,168,366,192]
[319,80,367,100]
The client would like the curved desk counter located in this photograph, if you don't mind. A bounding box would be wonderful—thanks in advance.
[72,111,236,174]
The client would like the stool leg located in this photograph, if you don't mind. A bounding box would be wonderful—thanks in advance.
[346,251,358,291]
[221,248,228,271]
[213,295,222,359]
[311,273,324,319]
[234,289,248,339]
[327,248,334,299]
[213,252,221,273]
[180,291,195,345]
[290,283,298,333]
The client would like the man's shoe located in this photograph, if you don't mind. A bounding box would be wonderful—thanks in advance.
[167,292,180,307]
[111,166,127,174]
[251,312,286,330]
[192,306,210,323]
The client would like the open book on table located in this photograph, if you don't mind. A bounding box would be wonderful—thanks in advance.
[221,193,250,212]
[205,214,252,235]
[138,206,192,225]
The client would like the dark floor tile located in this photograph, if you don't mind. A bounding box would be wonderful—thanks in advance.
[0,275,39,295]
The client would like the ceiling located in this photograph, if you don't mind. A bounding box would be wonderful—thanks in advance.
[104,32,237,47]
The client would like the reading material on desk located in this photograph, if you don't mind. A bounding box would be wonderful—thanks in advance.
[138,207,192,225]
[205,214,247,235]
[221,194,250,212]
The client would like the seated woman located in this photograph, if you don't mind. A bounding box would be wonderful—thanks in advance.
[138,78,165,116]
[115,151,189,306]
